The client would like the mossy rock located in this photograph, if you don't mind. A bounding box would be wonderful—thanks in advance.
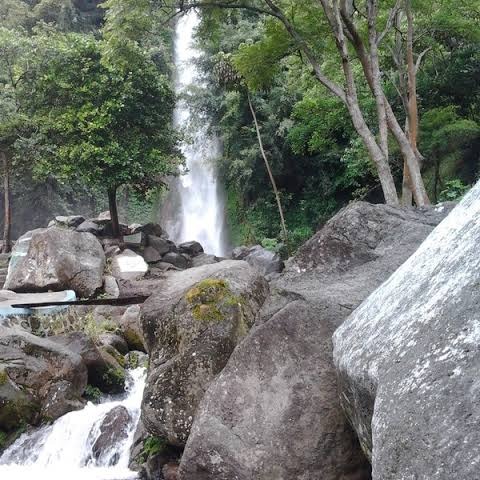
[101,344,127,368]
[123,328,145,352]
[101,366,126,394]
[0,395,40,432]
[185,279,242,323]
[92,346,127,394]
[0,370,8,386]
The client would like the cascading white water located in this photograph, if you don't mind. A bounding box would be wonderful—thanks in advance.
[0,368,146,480]
[162,12,228,256]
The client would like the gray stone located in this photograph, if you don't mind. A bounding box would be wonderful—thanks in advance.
[247,245,284,275]
[96,346,126,394]
[98,333,129,355]
[117,305,145,352]
[191,253,220,268]
[76,220,103,235]
[50,331,122,394]
[148,235,174,255]
[149,262,182,272]
[0,326,87,428]
[103,275,120,298]
[4,227,105,298]
[143,246,163,264]
[161,252,188,270]
[232,245,284,275]
[180,201,452,480]
[93,210,111,224]
[178,241,204,257]
[128,223,142,233]
[91,405,132,464]
[132,223,163,237]
[141,260,269,447]
[333,190,480,479]
[53,215,85,228]
[230,246,250,260]
[124,233,144,248]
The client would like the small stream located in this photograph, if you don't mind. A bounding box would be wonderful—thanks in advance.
[0,368,146,480]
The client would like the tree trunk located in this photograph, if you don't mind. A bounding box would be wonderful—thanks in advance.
[401,0,422,205]
[247,92,289,243]
[266,0,398,204]
[367,0,389,160]
[328,0,399,205]
[338,2,429,206]
[108,187,121,239]
[1,151,12,254]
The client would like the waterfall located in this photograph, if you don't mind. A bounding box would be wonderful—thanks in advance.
[0,368,146,480]
[161,12,228,257]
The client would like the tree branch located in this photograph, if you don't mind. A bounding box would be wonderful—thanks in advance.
[415,46,432,73]
[377,0,401,45]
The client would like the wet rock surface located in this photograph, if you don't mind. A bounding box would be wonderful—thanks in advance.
[0,326,87,429]
[91,405,132,464]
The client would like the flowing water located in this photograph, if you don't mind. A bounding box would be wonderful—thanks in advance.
[0,368,146,480]
[161,12,228,256]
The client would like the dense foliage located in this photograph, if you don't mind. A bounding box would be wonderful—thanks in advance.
[0,0,180,241]
[186,1,479,248]
[0,0,479,251]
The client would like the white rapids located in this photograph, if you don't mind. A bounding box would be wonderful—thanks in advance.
[162,11,228,256]
[0,367,146,480]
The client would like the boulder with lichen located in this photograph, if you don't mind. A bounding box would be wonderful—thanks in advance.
[140,260,268,447]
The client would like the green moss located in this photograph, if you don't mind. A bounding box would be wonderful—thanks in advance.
[140,436,166,462]
[0,398,39,431]
[0,370,8,386]
[102,345,127,368]
[102,366,126,392]
[83,314,118,341]
[84,385,102,404]
[0,430,7,450]
[123,329,144,351]
[185,278,242,323]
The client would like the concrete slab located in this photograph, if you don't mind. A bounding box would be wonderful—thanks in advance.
[111,249,148,280]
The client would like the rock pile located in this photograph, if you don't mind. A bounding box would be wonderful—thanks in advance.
[178,201,453,480]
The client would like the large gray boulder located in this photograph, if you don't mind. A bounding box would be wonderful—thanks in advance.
[0,326,87,430]
[333,185,480,479]
[141,260,269,447]
[4,227,105,298]
[180,201,453,480]
[232,245,284,275]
